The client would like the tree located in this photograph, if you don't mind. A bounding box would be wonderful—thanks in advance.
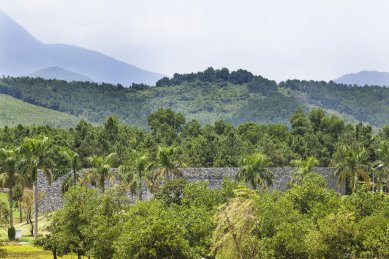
[155,146,183,184]
[237,153,273,191]
[86,153,118,193]
[289,156,319,186]
[113,199,195,259]
[21,188,34,234]
[119,151,150,200]
[332,145,371,193]
[306,208,357,258]
[0,148,23,226]
[60,148,81,193]
[290,108,311,136]
[373,140,389,192]
[19,136,53,238]
[50,186,99,258]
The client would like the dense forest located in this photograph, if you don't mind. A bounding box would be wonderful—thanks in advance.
[0,67,388,128]
[0,108,388,258]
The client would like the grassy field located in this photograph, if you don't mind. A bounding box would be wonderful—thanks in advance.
[0,94,79,128]
[2,244,74,258]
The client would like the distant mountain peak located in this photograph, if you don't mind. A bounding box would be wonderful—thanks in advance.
[29,66,92,82]
[0,11,162,85]
[335,70,389,86]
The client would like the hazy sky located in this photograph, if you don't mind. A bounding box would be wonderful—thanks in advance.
[1,0,389,81]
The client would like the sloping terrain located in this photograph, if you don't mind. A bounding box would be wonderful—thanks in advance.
[0,94,79,128]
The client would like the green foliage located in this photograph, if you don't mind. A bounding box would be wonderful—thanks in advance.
[3,68,387,129]
[237,152,273,190]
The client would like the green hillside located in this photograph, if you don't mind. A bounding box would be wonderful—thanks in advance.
[0,68,388,128]
[0,94,79,128]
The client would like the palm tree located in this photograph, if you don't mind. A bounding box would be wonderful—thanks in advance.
[155,146,183,184]
[19,136,53,238]
[60,148,82,193]
[236,152,273,191]
[119,152,150,201]
[333,145,370,193]
[373,140,389,192]
[0,148,23,227]
[289,156,319,186]
[86,153,118,193]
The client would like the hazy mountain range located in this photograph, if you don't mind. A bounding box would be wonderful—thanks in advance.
[0,10,162,85]
[335,71,389,87]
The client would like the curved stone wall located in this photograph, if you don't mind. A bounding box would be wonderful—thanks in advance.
[37,167,343,214]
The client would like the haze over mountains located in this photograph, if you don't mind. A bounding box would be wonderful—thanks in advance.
[335,71,389,87]
[0,10,162,85]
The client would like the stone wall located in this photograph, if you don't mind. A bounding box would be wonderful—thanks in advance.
[37,167,343,214]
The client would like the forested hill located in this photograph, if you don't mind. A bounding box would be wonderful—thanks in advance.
[0,67,388,128]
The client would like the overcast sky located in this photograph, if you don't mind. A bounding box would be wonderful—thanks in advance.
[1,0,389,81]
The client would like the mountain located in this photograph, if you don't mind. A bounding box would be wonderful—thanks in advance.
[335,71,389,86]
[0,10,162,85]
[29,66,92,82]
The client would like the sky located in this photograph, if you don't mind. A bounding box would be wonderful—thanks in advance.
[1,0,389,81]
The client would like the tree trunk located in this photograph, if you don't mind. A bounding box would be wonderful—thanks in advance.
[139,173,143,201]
[9,186,13,226]
[77,252,82,259]
[33,180,38,238]
[73,170,77,186]
[53,248,57,259]
[19,201,22,223]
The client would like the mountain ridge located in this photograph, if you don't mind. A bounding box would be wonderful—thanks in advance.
[0,10,162,85]
[335,70,389,86]
[29,66,92,82]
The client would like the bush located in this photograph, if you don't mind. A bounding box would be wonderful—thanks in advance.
[8,226,16,240]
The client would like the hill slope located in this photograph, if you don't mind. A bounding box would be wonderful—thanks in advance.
[0,93,79,128]
[335,71,389,86]
[0,68,387,128]
[0,10,162,85]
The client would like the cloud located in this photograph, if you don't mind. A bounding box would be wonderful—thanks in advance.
[1,0,389,81]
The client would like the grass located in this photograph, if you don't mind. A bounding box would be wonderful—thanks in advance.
[2,244,74,258]
[0,94,79,128]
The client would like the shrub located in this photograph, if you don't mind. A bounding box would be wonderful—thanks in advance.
[8,226,16,240]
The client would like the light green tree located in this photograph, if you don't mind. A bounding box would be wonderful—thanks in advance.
[289,156,319,186]
[60,148,82,193]
[333,146,371,193]
[119,151,150,200]
[237,152,273,191]
[19,136,53,238]
[0,148,23,226]
[86,153,118,193]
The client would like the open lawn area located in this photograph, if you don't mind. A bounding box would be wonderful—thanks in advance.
[2,244,74,258]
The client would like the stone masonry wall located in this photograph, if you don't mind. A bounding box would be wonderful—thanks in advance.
[37,167,343,214]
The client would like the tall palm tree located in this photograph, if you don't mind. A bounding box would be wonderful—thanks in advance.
[60,148,82,193]
[237,152,273,191]
[86,153,118,193]
[373,140,389,192]
[119,152,150,201]
[333,145,370,193]
[19,136,53,238]
[0,148,23,227]
[155,146,183,184]
[289,156,319,186]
